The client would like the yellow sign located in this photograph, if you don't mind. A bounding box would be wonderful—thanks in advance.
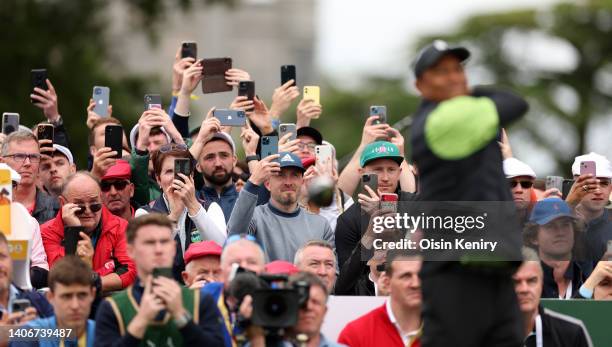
[8,240,28,260]
[0,169,11,236]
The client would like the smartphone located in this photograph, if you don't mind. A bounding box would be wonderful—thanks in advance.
[174,158,193,183]
[2,113,19,135]
[63,226,82,255]
[104,124,123,159]
[93,86,110,117]
[153,267,173,279]
[370,105,387,125]
[380,193,398,212]
[11,299,31,313]
[201,57,233,94]
[545,176,564,192]
[181,41,197,59]
[238,81,255,101]
[580,161,596,176]
[37,124,54,148]
[361,173,378,194]
[562,179,575,200]
[213,109,247,127]
[31,69,48,92]
[281,65,296,86]
[315,145,333,175]
[279,123,297,142]
[260,136,279,158]
[303,86,320,107]
[144,94,162,110]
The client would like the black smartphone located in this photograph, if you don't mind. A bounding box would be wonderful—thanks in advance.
[361,173,378,194]
[562,179,575,200]
[174,158,193,183]
[260,136,279,158]
[144,94,162,111]
[281,65,296,86]
[64,226,82,255]
[37,124,54,148]
[104,124,123,159]
[153,267,173,279]
[2,113,19,135]
[11,299,31,313]
[181,41,197,59]
[201,57,233,94]
[31,68,48,92]
[213,109,247,127]
[238,81,255,101]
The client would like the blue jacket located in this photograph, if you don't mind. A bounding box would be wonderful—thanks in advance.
[9,316,96,347]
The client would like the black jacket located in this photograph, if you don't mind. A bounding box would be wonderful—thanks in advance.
[524,306,592,347]
[31,189,60,225]
[334,191,416,295]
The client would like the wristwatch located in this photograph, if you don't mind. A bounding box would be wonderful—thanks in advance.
[173,310,192,329]
[245,155,259,164]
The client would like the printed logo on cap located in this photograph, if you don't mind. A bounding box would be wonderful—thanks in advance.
[434,40,448,50]
[374,144,393,154]
[281,153,294,162]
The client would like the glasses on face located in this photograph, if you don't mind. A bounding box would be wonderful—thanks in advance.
[3,153,41,163]
[75,202,103,216]
[224,233,264,249]
[509,180,534,189]
[297,142,316,151]
[100,180,130,192]
[159,143,188,153]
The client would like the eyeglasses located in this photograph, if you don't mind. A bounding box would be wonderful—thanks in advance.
[159,143,188,153]
[2,153,41,163]
[224,233,263,249]
[101,180,130,192]
[297,142,316,151]
[75,203,103,216]
[509,180,533,189]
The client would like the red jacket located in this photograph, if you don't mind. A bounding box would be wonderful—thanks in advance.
[338,303,421,347]
[41,206,136,288]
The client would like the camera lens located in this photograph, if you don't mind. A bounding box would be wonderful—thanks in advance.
[95,88,101,95]
[263,138,269,145]
[264,294,287,316]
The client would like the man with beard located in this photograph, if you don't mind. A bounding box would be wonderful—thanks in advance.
[39,144,76,198]
[227,152,334,262]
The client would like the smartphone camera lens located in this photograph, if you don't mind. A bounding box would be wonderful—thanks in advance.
[280,126,286,132]
[95,88,101,95]
[263,138,269,145]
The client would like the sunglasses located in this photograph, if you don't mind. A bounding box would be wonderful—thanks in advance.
[224,233,263,249]
[75,203,102,216]
[159,143,188,153]
[101,180,129,192]
[509,180,534,189]
[232,172,250,182]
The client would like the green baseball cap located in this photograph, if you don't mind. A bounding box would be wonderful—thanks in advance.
[360,141,404,167]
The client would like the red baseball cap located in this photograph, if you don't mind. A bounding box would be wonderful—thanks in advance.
[102,160,131,181]
[184,241,222,265]
[264,260,299,275]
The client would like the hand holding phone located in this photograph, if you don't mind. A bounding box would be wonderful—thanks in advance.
[279,123,297,142]
[369,106,387,125]
[153,267,174,279]
[2,113,19,135]
[37,124,54,149]
[380,193,398,212]
[181,41,197,59]
[361,173,378,194]
[201,57,233,93]
[580,161,596,177]
[174,158,193,183]
[213,109,247,127]
[303,86,320,108]
[93,86,110,117]
[261,136,279,157]
[281,65,296,86]
[315,145,333,176]
[144,94,162,111]
[104,124,123,159]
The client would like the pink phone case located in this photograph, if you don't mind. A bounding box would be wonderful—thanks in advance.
[580,161,596,176]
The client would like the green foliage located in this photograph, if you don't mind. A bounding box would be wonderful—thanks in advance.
[418,0,612,174]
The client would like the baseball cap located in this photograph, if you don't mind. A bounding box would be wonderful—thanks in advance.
[297,127,323,145]
[413,40,470,78]
[184,241,222,265]
[359,141,404,168]
[0,163,21,183]
[129,124,171,149]
[571,152,612,178]
[52,144,74,165]
[205,132,236,154]
[277,152,305,172]
[529,198,575,225]
[503,158,536,179]
[264,260,299,275]
[102,160,131,181]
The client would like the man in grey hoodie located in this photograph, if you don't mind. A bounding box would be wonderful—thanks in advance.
[227,152,335,262]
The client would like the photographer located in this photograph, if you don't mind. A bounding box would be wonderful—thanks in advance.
[94,214,223,347]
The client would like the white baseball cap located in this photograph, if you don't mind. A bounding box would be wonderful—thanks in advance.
[571,152,612,178]
[503,158,536,179]
[52,144,74,165]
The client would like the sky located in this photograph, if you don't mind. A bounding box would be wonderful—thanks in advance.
[316,0,561,86]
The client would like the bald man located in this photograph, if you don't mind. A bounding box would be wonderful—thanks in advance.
[41,171,136,292]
